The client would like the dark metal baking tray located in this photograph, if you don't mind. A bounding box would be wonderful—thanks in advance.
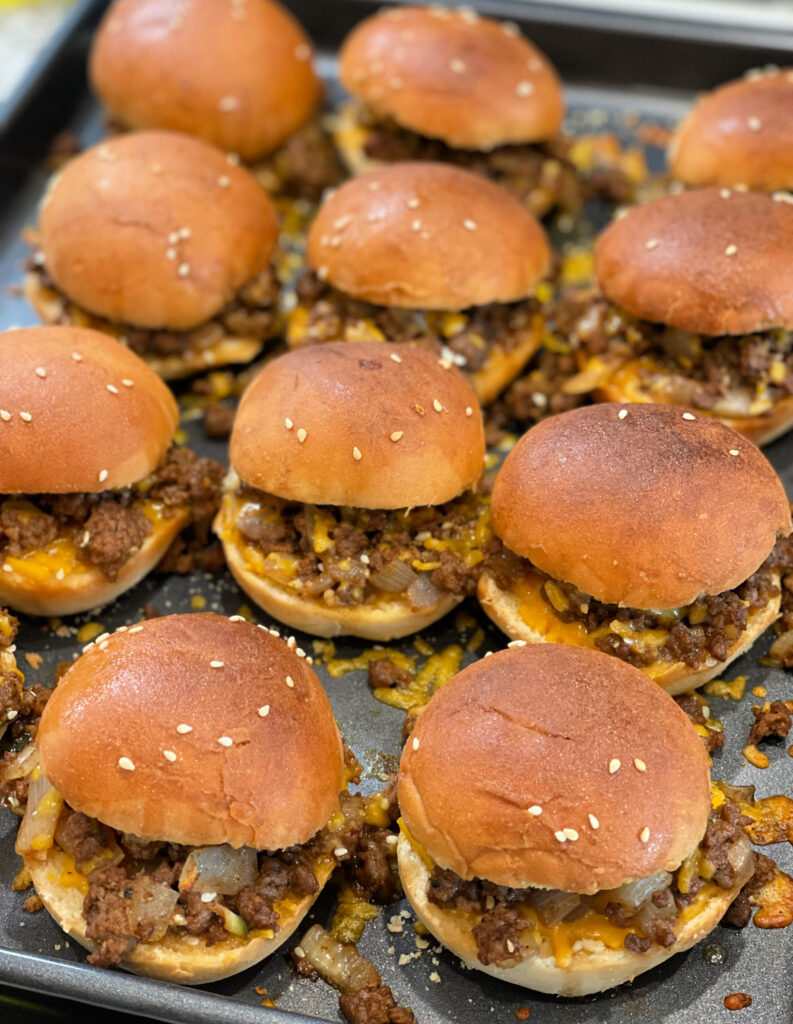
[0,3,792,1023]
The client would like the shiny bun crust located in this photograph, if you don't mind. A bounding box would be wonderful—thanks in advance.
[39,131,279,331]
[476,570,782,696]
[27,852,332,984]
[339,6,563,150]
[594,188,793,335]
[398,644,711,894]
[38,614,344,850]
[90,0,321,161]
[229,343,485,508]
[492,404,791,609]
[398,836,741,996]
[306,163,550,310]
[670,70,793,191]
[0,326,177,494]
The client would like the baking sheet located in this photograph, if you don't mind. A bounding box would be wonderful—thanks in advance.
[0,3,791,1023]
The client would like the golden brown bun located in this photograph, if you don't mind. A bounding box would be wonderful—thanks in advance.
[306,163,550,311]
[216,510,462,641]
[339,6,563,150]
[595,188,793,335]
[229,343,485,508]
[670,70,793,191]
[0,326,177,493]
[24,274,267,381]
[39,131,279,331]
[0,511,187,618]
[492,404,790,609]
[398,836,740,996]
[90,0,321,161]
[28,850,331,985]
[476,570,782,696]
[398,644,711,894]
[38,614,344,849]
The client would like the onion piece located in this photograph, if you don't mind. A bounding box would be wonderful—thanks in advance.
[728,835,755,890]
[0,742,39,783]
[15,770,63,856]
[179,845,258,895]
[298,924,381,994]
[605,871,673,911]
[129,877,179,942]
[717,783,756,806]
[369,559,417,594]
[529,889,582,926]
[406,573,442,610]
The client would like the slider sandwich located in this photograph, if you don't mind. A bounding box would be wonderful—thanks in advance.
[26,130,280,379]
[478,403,792,693]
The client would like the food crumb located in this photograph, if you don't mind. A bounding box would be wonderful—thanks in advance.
[516,1009,531,1021]
[24,652,42,670]
[22,894,43,913]
[752,686,767,698]
[190,595,207,610]
[743,743,770,769]
[724,993,752,1011]
[429,971,441,983]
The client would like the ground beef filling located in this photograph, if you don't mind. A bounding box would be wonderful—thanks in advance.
[228,484,492,608]
[486,538,787,671]
[292,269,540,375]
[353,107,632,216]
[564,293,793,415]
[27,257,279,360]
[0,445,224,581]
[425,796,755,968]
[253,119,345,200]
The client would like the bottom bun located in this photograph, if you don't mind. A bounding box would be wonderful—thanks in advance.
[27,849,331,985]
[0,512,188,617]
[25,273,266,381]
[398,836,738,997]
[476,570,780,695]
[216,507,461,640]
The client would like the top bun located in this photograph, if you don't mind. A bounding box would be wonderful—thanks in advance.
[339,5,563,150]
[307,163,550,310]
[38,614,344,850]
[595,187,793,336]
[90,0,321,161]
[0,326,178,495]
[492,403,790,610]
[39,131,279,331]
[230,342,485,509]
[670,69,793,191]
[399,644,711,894]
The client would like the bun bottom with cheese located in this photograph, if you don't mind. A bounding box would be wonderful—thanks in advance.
[25,273,269,381]
[27,850,330,985]
[477,570,781,695]
[0,512,187,617]
[398,836,741,997]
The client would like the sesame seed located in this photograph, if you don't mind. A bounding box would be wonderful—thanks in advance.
[527,805,542,816]
[367,181,380,191]
[406,198,420,209]
[1,564,10,573]
[106,384,119,395]
[433,399,443,412]
[462,219,477,231]
[200,892,216,903]
[390,353,402,363]
[150,162,162,174]
[645,238,659,251]
[334,847,348,857]
[554,830,567,843]
[465,406,473,416]
[163,750,177,762]
[728,448,740,456]
[747,116,762,131]
[507,639,527,647]
[438,358,453,369]
[589,814,600,829]
[19,412,32,423]
[720,188,731,199]
[127,625,143,633]
[353,446,362,460]
[35,367,46,378]
[515,80,534,97]
[317,266,328,281]
[218,736,233,747]
[286,675,295,688]
[390,431,403,441]
[287,636,296,650]
[98,469,108,483]
[773,191,793,204]
[412,737,420,751]
[634,758,647,772]
[411,219,422,232]
[617,409,628,420]
[297,428,307,443]
[176,723,192,734]
[0,411,10,421]
[226,152,240,165]
[283,418,294,431]
[505,939,515,953]
[724,244,738,256]
[177,262,190,277]
[122,379,134,387]
[563,828,579,841]
[258,705,270,717]
[450,58,466,73]
[217,175,231,188]
[210,660,224,668]
[333,215,352,231]
[118,757,135,771]
[609,758,621,774]
[168,231,180,244]
[218,95,240,112]
[682,412,696,421]
[639,826,650,843]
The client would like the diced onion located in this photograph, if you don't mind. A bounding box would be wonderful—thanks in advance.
[178,845,258,896]
[529,889,582,926]
[606,871,673,911]
[728,835,755,889]
[717,783,756,806]
[129,877,179,942]
[369,559,417,594]
[15,771,63,856]
[298,924,381,994]
[406,574,442,610]
[0,742,39,783]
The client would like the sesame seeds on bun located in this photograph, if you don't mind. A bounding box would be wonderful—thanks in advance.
[90,0,322,161]
[339,5,563,151]
[594,188,793,336]
[306,163,550,311]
